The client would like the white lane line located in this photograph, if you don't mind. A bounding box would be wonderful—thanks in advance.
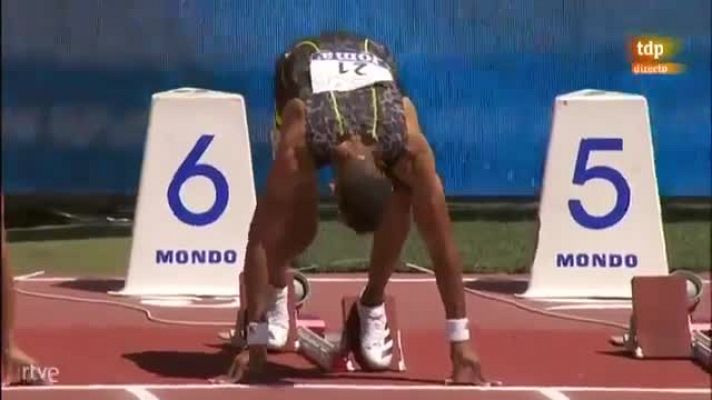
[307,277,479,283]
[539,388,571,400]
[1,384,710,393]
[15,276,78,282]
[545,304,632,311]
[524,299,632,304]
[125,387,160,400]
[139,298,239,308]
[16,276,478,284]
[13,271,46,281]
[18,276,709,285]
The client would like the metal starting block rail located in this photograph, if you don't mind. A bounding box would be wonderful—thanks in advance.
[692,329,711,371]
[296,325,354,372]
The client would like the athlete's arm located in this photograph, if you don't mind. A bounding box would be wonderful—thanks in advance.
[361,187,412,305]
[242,100,312,326]
[221,100,314,383]
[392,98,491,385]
[393,98,466,319]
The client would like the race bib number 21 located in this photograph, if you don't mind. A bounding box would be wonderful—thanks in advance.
[310,51,394,94]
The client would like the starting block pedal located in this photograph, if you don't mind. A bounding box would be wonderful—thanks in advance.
[341,296,406,372]
[218,278,408,374]
[296,296,407,373]
[296,325,355,372]
[217,270,311,351]
[627,275,693,359]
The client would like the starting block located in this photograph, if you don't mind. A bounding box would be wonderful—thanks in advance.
[218,270,316,351]
[616,275,693,359]
[296,296,407,373]
[218,273,407,373]
[296,325,354,372]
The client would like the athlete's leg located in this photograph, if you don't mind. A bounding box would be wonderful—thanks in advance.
[361,80,411,305]
[267,175,319,288]
[254,102,319,349]
[357,82,412,369]
[231,98,317,349]
[361,188,412,306]
[354,188,412,370]
[261,175,318,349]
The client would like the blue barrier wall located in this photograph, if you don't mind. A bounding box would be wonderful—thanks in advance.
[2,0,710,196]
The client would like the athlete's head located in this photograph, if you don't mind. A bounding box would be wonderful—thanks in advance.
[333,155,392,234]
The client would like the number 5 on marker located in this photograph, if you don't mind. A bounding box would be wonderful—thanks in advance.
[167,135,229,226]
[568,138,631,230]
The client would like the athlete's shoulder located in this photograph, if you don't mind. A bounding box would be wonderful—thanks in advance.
[403,98,423,140]
[400,98,434,160]
[284,35,322,56]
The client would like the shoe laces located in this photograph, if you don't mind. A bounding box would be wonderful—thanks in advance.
[362,309,389,346]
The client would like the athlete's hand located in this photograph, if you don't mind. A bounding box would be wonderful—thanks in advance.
[448,342,498,386]
[2,345,39,385]
[212,345,267,384]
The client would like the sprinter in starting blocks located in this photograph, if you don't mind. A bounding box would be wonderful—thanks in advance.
[217,31,491,385]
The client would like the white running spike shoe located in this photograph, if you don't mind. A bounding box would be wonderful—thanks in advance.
[356,300,394,370]
[266,285,290,350]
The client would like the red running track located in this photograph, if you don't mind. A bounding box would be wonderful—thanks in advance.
[4,384,711,400]
[2,273,710,400]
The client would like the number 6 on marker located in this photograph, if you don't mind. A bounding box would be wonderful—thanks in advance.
[568,138,631,230]
[167,135,229,226]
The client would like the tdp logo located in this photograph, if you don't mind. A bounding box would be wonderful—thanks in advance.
[636,40,664,60]
[630,36,684,75]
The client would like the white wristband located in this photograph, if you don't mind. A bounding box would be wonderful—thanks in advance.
[246,322,269,345]
[446,318,470,342]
